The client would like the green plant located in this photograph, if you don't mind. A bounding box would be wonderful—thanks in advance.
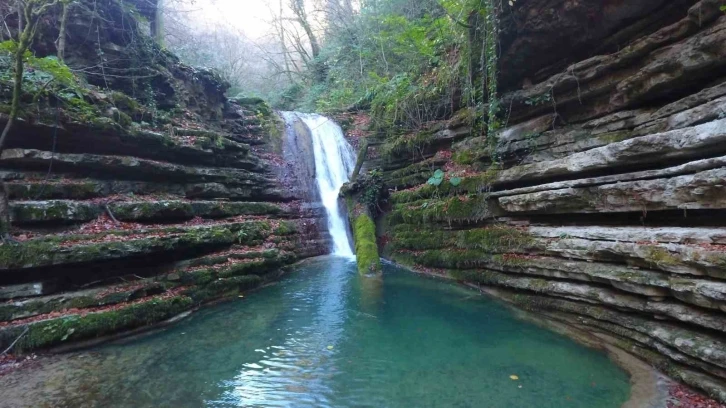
[360,169,386,214]
[524,92,552,106]
[427,169,446,186]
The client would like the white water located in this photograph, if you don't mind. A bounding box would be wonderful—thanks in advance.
[296,113,356,258]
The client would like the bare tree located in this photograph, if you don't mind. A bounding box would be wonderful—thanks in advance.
[0,0,60,242]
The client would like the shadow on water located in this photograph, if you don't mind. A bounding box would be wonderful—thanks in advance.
[0,256,630,408]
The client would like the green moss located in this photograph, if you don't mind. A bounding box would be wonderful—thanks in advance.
[598,131,633,144]
[0,283,169,323]
[15,296,193,351]
[455,226,534,252]
[391,226,453,250]
[452,150,475,165]
[184,275,262,303]
[0,240,58,268]
[112,201,192,221]
[353,214,381,275]
[644,246,681,268]
[380,130,435,160]
[273,221,297,236]
[0,221,275,269]
[388,195,492,225]
[109,91,143,120]
[7,181,102,200]
[413,249,494,269]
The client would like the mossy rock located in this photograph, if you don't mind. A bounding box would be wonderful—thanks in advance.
[183,275,262,304]
[7,181,104,200]
[390,167,501,204]
[0,282,168,323]
[7,296,194,352]
[0,221,274,269]
[353,214,381,275]
[388,195,493,226]
[10,201,101,224]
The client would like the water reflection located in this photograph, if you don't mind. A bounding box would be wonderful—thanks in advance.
[357,273,384,315]
[226,256,353,407]
[0,257,630,408]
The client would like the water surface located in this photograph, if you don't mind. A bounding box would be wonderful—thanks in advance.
[0,257,630,408]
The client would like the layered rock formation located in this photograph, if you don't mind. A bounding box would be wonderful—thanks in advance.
[372,0,726,401]
[0,1,327,353]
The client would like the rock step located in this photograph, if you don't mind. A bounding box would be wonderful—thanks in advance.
[10,200,285,224]
[390,156,726,205]
[389,165,726,221]
[495,119,726,187]
[0,220,296,271]
[482,83,726,168]
[448,268,726,333]
[0,281,168,321]
[7,178,293,202]
[6,122,259,170]
[498,167,726,214]
[0,246,299,351]
[388,224,726,278]
[0,149,271,185]
[0,295,195,353]
[403,248,726,310]
[528,226,726,245]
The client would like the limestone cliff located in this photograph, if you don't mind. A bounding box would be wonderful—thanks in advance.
[0,0,327,352]
[368,0,726,401]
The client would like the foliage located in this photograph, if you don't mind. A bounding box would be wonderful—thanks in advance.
[427,169,460,188]
[261,0,503,163]
[427,169,445,186]
[359,169,387,214]
[0,40,92,113]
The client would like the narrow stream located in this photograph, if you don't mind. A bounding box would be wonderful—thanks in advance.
[0,258,630,408]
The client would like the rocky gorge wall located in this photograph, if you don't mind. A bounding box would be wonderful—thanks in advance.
[0,1,328,355]
[368,0,726,402]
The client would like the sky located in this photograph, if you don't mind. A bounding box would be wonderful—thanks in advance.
[172,0,284,40]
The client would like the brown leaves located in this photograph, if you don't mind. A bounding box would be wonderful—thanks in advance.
[667,383,726,408]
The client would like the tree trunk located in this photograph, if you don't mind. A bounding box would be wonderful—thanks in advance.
[152,0,164,45]
[279,0,294,84]
[290,0,320,59]
[0,47,22,237]
[57,1,69,60]
[0,1,35,239]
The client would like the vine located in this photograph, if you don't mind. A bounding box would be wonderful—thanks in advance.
[483,0,501,148]
[359,169,387,215]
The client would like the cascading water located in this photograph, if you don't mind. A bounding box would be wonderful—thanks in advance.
[294,113,356,258]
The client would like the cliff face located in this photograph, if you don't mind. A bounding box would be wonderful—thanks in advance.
[0,1,327,352]
[376,0,726,401]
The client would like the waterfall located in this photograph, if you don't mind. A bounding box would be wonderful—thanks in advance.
[294,113,356,258]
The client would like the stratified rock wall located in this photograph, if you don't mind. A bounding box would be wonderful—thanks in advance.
[378,0,726,401]
[0,1,328,352]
